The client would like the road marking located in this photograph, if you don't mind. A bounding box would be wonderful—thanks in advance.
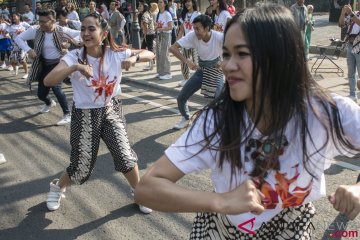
[122,92,180,114]
[0,153,6,164]
[331,159,360,171]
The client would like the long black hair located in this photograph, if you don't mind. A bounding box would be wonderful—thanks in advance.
[210,0,228,24]
[187,3,358,182]
[180,0,198,21]
[156,0,171,22]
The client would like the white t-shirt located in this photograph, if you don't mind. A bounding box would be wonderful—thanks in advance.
[6,22,30,50]
[156,11,172,33]
[165,94,360,233]
[179,11,200,35]
[67,11,80,21]
[62,48,131,109]
[177,30,223,61]
[0,23,8,39]
[22,11,35,24]
[213,10,232,32]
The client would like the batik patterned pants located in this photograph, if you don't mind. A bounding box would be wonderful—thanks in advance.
[66,98,138,184]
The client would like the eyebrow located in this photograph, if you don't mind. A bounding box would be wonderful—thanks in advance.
[81,25,97,28]
[223,44,249,50]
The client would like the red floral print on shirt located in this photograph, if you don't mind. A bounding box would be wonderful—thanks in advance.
[213,23,223,32]
[15,29,24,35]
[89,74,117,102]
[157,21,164,29]
[184,20,193,30]
[254,164,313,209]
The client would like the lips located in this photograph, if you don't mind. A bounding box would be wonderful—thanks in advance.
[226,77,242,86]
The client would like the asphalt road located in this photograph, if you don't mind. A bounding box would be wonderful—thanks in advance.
[1,69,360,240]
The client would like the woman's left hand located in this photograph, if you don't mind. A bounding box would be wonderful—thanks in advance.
[122,59,132,71]
[328,184,360,220]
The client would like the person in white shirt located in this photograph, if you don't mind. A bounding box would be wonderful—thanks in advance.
[43,12,155,214]
[170,14,224,130]
[22,4,35,25]
[339,2,360,102]
[155,0,173,80]
[0,4,10,21]
[6,12,30,78]
[65,2,80,21]
[209,0,231,32]
[176,0,200,87]
[56,8,81,30]
[15,9,80,126]
[0,14,11,70]
[135,4,360,239]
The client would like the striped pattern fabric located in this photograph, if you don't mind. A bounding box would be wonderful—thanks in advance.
[200,66,223,98]
[181,48,198,80]
[27,26,65,86]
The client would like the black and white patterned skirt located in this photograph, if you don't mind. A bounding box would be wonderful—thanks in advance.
[189,202,315,240]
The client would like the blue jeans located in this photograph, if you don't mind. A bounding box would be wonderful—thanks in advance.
[347,44,360,98]
[37,62,70,115]
[177,70,224,120]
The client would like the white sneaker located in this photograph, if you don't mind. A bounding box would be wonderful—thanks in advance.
[22,73,29,79]
[154,73,160,78]
[7,66,13,71]
[143,61,154,71]
[39,99,56,113]
[56,114,71,126]
[130,187,153,214]
[178,80,187,87]
[159,74,172,80]
[348,95,358,103]
[173,117,189,130]
[0,63,6,69]
[14,66,19,76]
[46,179,66,211]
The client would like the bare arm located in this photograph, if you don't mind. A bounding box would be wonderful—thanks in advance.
[44,61,91,87]
[134,155,265,215]
[169,42,197,70]
[339,4,360,27]
[157,21,173,32]
[177,23,184,40]
[122,49,155,71]
[130,49,155,62]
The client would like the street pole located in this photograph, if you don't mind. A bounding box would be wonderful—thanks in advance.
[131,0,141,49]
[32,0,36,14]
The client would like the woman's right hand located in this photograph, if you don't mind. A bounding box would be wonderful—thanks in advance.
[77,64,93,79]
[215,180,265,215]
[186,60,198,70]
[28,49,37,59]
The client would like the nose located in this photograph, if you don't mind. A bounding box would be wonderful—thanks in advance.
[221,56,238,72]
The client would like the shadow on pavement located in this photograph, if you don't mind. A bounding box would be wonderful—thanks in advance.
[0,202,138,240]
